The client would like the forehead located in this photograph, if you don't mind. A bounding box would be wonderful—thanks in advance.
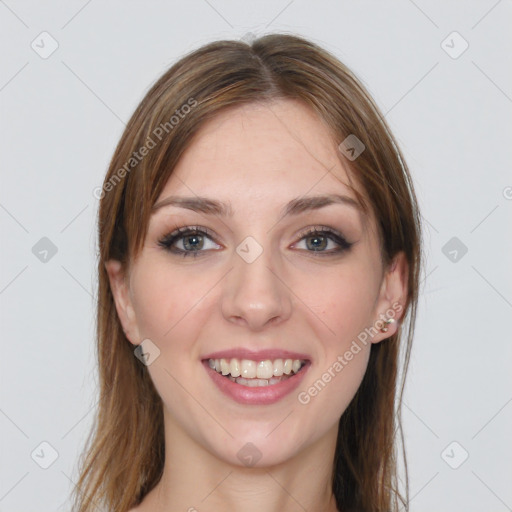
[156,99,362,208]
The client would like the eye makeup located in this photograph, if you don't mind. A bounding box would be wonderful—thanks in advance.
[157,224,354,259]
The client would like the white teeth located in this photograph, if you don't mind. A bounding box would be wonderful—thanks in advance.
[230,358,241,378]
[273,358,283,376]
[220,358,230,375]
[230,375,293,387]
[240,359,256,379]
[208,357,306,384]
[256,360,273,379]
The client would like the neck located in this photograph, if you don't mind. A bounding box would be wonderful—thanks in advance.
[142,410,340,512]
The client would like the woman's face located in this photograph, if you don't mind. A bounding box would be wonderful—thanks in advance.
[107,99,406,467]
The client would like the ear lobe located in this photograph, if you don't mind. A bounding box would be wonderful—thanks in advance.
[371,251,409,344]
[104,259,139,346]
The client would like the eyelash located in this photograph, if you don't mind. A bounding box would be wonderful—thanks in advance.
[157,224,353,258]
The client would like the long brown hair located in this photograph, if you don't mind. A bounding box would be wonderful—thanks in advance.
[73,33,421,512]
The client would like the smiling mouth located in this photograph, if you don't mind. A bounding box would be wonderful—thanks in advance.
[206,357,308,387]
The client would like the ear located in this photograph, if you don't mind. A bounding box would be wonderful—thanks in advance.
[371,251,408,344]
[104,259,140,346]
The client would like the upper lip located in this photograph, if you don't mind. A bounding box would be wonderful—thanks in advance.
[202,348,311,361]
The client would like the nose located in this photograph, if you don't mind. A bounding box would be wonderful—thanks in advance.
[221,244,293,331]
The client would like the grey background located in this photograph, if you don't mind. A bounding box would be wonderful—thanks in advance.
[1,1,511,510]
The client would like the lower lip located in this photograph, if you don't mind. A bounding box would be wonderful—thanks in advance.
[202,360,310,405]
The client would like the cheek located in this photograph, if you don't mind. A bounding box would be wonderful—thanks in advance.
[296,277,374,427]
[130,261,210,351]
[129,264,212,424]
[293,253,381,421]
[294,327,371,444]
[298,261,380,348]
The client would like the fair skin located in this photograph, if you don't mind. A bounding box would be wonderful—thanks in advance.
[106,99,407,512]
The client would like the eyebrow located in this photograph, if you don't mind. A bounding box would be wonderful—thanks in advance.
[151,193,361,217]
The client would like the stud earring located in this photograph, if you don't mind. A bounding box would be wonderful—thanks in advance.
[380,318,395,333]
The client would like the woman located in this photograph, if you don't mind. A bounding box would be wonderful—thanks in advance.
[73,33,421,512]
